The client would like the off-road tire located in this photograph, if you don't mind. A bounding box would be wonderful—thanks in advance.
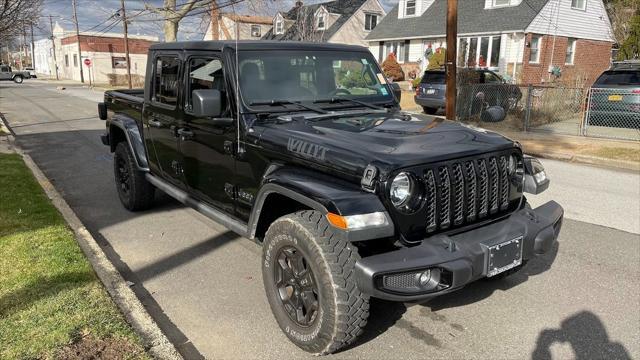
[262,210,369,355]
[422,106,437,115]
[13,75,23,84]
[113,142,154,211]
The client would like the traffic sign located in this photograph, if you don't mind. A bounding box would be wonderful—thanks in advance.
[84,58,91,67]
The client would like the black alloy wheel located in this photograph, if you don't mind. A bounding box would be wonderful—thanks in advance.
[116,155,131,198]
[274,246,319,327]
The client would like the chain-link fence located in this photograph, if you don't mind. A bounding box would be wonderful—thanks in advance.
[584,88,640,141]
[454,84,639,141]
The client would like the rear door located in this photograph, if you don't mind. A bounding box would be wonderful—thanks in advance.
[419,71,446,101]
[143,53,186,187]
[179,54,237,214]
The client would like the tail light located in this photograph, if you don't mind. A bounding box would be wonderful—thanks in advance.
[632,89,640,94]
[415,86,422,96]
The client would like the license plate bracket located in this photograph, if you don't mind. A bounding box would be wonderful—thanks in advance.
[487,236,523,277]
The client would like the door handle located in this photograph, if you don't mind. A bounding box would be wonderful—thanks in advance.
[148,119,162,128]
[177,128,194,140]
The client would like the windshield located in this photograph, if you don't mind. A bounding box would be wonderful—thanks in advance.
[237,50,393,107]
[594,71,640,86]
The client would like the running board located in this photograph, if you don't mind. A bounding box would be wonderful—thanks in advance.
[145,174,249,237]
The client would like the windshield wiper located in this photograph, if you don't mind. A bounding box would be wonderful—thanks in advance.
[314,97,386,111]
[250,100,328,114]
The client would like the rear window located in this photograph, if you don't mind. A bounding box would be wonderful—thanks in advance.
[594,71,640,86]
[421,72,446,84]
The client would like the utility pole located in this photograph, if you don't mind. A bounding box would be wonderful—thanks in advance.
[30,22,35,69]
[72,0,85,83]
[210,0,220,40]
[445,0,458,121]
[120,0,132,89]
[49,15,59,80]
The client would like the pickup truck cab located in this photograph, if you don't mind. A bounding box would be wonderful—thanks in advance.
[98,41,563,355]
[0,64,29,83]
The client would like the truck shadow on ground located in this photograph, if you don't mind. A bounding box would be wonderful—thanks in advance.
[532,311,631,360]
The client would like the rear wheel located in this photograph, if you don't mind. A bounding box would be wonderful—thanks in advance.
[13,76,23,84]
[422,106,438,115]
[113,142,154,211]
[262,210,369,355]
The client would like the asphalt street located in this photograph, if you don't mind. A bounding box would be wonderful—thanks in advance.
[1,80,639,359]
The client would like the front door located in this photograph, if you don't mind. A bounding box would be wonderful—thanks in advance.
[143,54,186,187]
[0,66,12,80]
[179,55,237,213]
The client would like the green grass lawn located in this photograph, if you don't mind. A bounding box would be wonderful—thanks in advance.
[0,153,147,359]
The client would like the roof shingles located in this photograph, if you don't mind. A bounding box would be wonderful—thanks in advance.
[366,0,549,41]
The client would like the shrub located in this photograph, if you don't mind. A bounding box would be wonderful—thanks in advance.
[381,53,405,81]
[412,76,422,89]
[427,48,446,70]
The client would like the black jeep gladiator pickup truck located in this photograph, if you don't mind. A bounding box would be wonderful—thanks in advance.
[98,41,563,355]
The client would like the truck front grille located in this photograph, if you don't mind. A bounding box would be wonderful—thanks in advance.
[423,153,515,235]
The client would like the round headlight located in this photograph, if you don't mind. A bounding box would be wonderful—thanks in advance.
[390,172,413,207]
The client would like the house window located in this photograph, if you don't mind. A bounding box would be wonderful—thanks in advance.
[529,35,541,63]
[317,13,326,30]
[385,41,405,63]
[73,54,78,67]
[571,0,586,10]
[275,19,283,34]
[64,54,69,67]
[405,0,416,16]
[251,25,261,37]
[493,0,511,6]
[565,38,576,64]
[365,13,378,31]
[458,35,502,68]
[112,57,127,69]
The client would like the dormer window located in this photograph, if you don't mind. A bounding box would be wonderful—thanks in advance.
[275,17,284,34]
[317,13,326,30]
[494,0,510,6]
[365,13,378,31]
[571,0,586,10]
[405,0,416,16]
[487,0,521,8]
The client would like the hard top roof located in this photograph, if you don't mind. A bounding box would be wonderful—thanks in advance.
[150,40,369,52]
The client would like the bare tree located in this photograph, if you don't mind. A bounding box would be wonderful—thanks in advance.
[0,0,42,40]
[604,0,639,44]
[145,0,210,42]
[288,4,326,42]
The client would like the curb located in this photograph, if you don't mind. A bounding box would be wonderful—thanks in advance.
[0,116,182,359]
[526,150,640,172]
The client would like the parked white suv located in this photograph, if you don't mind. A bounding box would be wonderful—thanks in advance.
[24,67,37,78]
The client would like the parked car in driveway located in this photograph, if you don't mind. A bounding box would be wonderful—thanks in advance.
[415,68,522,117]
[586,63,640,129]
[0,64,29,83]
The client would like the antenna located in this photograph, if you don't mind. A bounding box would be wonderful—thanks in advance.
[232,1,241,155]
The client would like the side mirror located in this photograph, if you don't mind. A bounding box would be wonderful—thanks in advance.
[390,82,402,102]
[192,89,222,118]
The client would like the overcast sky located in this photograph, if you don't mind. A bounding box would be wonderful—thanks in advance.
[37,0,398,41]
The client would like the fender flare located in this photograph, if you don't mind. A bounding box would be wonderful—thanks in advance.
[109,114,149,172]
[248,166,394,242]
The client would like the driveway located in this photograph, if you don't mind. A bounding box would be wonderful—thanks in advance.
[1,81,638,359]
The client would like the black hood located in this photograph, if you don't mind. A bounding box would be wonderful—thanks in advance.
[254,111,517,180]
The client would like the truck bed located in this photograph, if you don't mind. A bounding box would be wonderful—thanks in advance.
[105,88,144,120]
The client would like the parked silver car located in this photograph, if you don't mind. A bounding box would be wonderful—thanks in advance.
[586,61,640,129]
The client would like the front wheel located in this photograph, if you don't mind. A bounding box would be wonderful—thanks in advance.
[262,211,369,355]
[13,76,23,84]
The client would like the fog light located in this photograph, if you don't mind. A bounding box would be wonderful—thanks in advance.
[418,268,441,291]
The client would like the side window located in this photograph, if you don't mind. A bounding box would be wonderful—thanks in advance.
[1,66,8,72]
[484,72,502,83]
[153,56,180,107]
[186,57,228,115]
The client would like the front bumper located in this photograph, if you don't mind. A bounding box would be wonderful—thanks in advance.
[354,201,563,301]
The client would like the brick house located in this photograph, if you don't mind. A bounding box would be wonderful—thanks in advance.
[43,22,158,85]
[366,0,615,86]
